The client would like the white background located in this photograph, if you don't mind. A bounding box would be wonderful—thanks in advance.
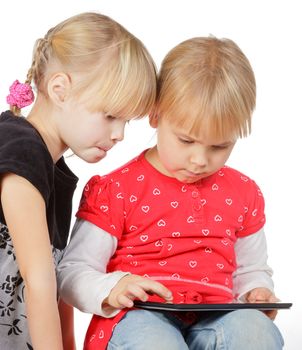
[0,1,301,349]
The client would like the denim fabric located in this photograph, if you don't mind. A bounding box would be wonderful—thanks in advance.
[108,309,284,350]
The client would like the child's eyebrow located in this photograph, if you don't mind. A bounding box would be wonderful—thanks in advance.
[214,141,235,147]
[177,132,194,139]
[176,131,235,146]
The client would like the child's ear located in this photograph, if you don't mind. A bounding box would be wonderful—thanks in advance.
[47,73,72,105]
[149,112,159,128]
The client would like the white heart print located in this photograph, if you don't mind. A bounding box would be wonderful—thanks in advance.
[189,260,197,268]
[157,219,166,227]
[140,235,148,242]
[202,229,210,236]
[99,330,104,339]
[187,216,194,223]
[167,243,173,251]
[212,184,219,191]
[153,188,161,195]
[100,205,108,212]
[141,205,150,213]
[130,195,137,202]
[155,240,163,247]
[214,215,222,222]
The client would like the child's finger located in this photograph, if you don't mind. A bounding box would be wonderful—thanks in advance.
[125,283,150,302]
[268,294,279,303]
[116,294,135,308]
[264,309,278,320]
[137,279,173,301]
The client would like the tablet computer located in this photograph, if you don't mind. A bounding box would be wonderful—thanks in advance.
[133,301,292,311]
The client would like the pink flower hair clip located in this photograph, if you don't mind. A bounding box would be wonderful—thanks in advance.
[6,80,35,109]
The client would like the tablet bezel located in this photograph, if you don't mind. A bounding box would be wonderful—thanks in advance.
[133,301,292,311]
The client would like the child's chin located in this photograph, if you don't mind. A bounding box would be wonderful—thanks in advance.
[80,152,106,163]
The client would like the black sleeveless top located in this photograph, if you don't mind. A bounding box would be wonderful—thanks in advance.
[0,110,78,349]
[0,110,78,249]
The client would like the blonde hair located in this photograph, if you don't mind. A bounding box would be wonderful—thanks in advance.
[156,36,256,140]
[11,12,156,118]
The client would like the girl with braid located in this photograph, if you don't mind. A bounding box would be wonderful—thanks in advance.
[0,12,156,350]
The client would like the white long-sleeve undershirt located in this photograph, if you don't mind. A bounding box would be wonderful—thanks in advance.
[57,219,274,317]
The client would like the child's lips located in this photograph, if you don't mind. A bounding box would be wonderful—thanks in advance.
[97,145,112,152]
[94,146,110,160]
[186,170,205,177]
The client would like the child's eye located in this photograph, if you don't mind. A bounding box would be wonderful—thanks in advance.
[106,115,116,121]
[211,145,229,150]
[179,138,193,144]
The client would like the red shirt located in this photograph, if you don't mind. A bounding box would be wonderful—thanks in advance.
[77,150,265,349]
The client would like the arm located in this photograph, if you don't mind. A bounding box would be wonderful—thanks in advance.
[57,219,129,317]
[58,299,76,350]
[57,220,172,316]
[1,174,63,350]
[233,228,274,301]
[233,228,278,319]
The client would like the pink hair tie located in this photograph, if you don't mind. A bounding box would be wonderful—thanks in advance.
[6,80,35,108]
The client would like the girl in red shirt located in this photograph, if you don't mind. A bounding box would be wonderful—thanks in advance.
[58,36,284,350]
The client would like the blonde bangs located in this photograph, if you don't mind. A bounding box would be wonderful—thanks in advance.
[77,38,156,119]
[157,36,256,140]
[158,74,252,140]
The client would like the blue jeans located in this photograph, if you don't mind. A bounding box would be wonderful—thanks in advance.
[108,309,284,349]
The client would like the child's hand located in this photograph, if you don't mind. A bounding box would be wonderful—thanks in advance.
[104,274,173,309]
[244,287,279,320]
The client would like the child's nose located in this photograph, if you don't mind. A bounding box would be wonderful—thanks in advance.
[190,149,208,167]
[111,124,125,143]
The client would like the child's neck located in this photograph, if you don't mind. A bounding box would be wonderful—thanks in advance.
[27,99,67,163]
[145,146,170,178]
